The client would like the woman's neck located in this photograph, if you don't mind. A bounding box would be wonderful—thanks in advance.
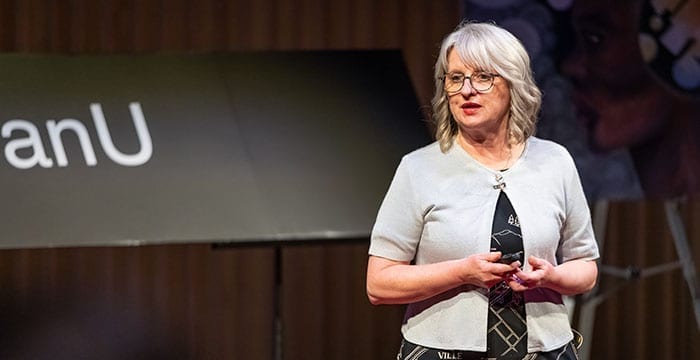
[456,131,522,171]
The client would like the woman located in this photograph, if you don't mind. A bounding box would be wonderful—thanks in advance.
[366,22,599,359]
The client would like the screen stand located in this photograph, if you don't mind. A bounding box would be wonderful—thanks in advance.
[664,198,700,328]
[576,198,700,360]
[274,245,283,360]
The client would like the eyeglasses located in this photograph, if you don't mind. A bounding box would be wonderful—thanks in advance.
[440,71,500,93]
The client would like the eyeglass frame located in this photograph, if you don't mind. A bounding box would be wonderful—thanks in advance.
[439,71,501,93]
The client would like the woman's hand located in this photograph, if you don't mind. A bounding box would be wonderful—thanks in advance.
[463,252,522,289]
[506,255,553,291]
[366,252,521,305]
[507,256,598,295]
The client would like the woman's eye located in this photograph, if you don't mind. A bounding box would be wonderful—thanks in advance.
[475,73,492,81]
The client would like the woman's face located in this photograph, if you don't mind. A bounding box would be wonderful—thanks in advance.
[562,0,670,151]
[446,49,511,138]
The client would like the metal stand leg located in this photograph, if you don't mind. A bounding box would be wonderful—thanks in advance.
[577,198,699,360]
[664,198,700,329]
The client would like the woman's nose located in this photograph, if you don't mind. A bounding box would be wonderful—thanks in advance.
[460,78,478,96]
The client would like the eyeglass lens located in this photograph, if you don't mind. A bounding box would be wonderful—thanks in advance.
[445,72,494,93]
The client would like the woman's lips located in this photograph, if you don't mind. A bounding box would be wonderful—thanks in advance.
[461,102,481,115]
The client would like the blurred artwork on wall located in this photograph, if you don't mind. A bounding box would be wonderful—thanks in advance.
[460,0,699,199]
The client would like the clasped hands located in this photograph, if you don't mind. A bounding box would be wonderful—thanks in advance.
[469,251,554,291]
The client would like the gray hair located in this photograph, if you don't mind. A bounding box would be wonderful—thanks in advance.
[431,21,542,152]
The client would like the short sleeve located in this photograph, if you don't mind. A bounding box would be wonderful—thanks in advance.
[557,151,600,263]
[368,157,424,262]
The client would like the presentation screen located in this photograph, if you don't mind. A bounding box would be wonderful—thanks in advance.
[0,51,430,249]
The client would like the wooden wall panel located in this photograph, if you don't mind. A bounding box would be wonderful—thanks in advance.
[0,245,275,358]
[281,243,406,360]
[0,0,458,359]
[2,1,697,359]
[589,199,700,359]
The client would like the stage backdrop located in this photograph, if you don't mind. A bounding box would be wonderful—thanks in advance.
[0,51,430,249]
[460,0,700,199]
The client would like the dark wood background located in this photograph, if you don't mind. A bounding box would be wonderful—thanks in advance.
[0,1,697,359]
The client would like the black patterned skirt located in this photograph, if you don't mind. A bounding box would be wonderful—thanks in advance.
[396,338,579,360]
